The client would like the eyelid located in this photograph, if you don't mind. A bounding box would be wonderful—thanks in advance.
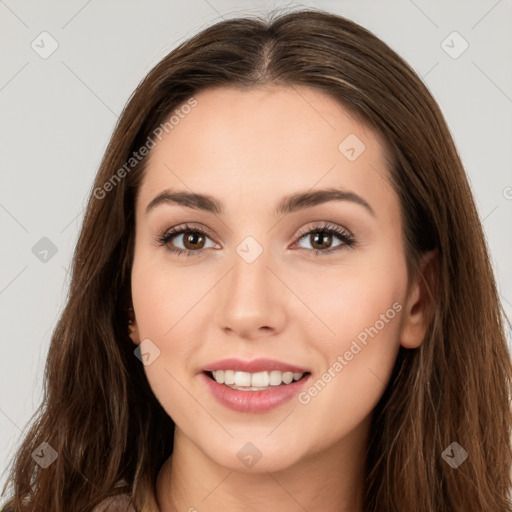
[293,221,353,240]
[161,221,352,243]
[162,222,219,242]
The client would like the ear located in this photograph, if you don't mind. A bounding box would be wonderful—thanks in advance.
[400,249,438,349]
[128,307,141,345]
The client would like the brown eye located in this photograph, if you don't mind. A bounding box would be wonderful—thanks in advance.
[309,230,334,250]
[182,231,206,250]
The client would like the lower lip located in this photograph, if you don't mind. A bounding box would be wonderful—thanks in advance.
[201,372,311,413]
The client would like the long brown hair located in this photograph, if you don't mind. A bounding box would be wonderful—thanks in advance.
[2,7,511,511]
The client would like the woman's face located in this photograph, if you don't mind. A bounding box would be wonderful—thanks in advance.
[130,85,427,472]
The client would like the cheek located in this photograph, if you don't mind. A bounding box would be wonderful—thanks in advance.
[130,269,199,425]
[291,244,406,355]
[299,276,403,394]
[291,291,403,454]
[291,251,406,423]
[130,249,220,422]
[131,268,174,336]
[130,237,204,340]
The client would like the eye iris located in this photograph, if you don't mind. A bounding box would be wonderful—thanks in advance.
[184,231,205,250]
[311,231,332,250]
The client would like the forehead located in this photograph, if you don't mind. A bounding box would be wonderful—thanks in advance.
[138,85,396,218]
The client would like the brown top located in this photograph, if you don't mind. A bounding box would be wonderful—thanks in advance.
[90,478,160,512]
[91,494,137,512]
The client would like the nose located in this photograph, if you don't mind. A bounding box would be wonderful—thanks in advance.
[214,245,287,340]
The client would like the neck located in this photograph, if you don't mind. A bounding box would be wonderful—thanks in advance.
[155,421,369,512]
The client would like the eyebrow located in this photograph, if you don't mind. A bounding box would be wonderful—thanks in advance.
[145,187,375,217]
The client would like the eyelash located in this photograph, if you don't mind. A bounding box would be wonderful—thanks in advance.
[155,222,356,257]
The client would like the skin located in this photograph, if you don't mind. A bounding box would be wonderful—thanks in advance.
[129,85,435,512]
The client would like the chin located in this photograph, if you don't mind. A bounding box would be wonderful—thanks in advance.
[198,435,306,474]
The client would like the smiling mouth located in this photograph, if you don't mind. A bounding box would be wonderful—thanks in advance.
[204,370,311,391]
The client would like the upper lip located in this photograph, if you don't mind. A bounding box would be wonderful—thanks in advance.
[203,358,310,374]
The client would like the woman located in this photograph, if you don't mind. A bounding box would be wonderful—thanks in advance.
[2,7,511,512]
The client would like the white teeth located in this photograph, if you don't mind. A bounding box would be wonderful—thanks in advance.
[224,370,235,385]
[251,371,269,387]
[210,370,305,388]
[214,370,225,384]
[234,371,251,387]
[282,372,294,384]
[269,371,283,386]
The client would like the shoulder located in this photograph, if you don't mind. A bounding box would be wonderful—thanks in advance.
[91,493,137,512]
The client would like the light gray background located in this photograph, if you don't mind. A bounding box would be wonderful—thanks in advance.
[1,0,511,495]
